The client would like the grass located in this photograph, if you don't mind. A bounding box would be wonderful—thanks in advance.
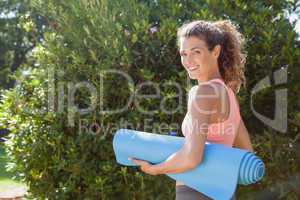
[0,145,26,193]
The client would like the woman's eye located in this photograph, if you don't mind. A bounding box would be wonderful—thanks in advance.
[194,50,201,54]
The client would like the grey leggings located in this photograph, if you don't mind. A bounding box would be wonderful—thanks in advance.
[175,185,236,200]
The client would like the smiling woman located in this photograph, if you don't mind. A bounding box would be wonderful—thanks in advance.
[175,19,252,200]
[131,19,253,200]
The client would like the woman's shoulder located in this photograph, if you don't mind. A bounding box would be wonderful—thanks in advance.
[189,81,229,114]
[188,83,221,117]
[190,80,225,100]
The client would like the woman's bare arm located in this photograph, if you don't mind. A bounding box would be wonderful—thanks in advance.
[233,118,254,152]
[152,84,216,174]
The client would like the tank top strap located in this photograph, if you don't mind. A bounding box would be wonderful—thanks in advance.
[206,78,235,99]
[206,78,228,88]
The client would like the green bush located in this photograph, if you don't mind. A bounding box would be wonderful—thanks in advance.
[0,0,299,199]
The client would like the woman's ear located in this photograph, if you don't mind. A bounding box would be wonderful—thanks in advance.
[212,44,221,58]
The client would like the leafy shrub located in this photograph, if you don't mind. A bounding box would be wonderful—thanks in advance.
[0,0,299,199]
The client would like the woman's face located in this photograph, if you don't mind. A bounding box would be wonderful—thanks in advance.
[179,36,219,80]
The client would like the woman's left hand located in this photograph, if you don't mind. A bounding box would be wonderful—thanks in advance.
[129,157,159,176]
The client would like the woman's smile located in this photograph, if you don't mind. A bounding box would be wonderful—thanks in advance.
[187,65,200,72]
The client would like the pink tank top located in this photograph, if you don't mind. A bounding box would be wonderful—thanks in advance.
[181,78,241,147]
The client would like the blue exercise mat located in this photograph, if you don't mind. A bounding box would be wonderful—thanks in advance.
[112,129,265,200]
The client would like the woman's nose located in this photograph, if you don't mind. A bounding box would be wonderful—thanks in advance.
[184,55,193,66]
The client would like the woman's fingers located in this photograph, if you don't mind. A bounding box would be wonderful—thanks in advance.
[128,157,148,166]
[128,157,158,175]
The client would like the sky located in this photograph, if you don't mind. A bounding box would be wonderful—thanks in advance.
[288,12,300,36]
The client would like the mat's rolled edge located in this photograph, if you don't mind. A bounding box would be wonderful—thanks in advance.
[238,152,265,185]
[113,129,136,166]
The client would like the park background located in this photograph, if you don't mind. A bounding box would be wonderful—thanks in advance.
[0,0,299,199]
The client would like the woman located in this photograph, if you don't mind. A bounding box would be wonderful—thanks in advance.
[129,20,254,200]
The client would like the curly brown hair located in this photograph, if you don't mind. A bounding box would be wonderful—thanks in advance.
[177,20,247,94]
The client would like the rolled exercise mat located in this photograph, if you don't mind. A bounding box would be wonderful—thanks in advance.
[112,129,265,200]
